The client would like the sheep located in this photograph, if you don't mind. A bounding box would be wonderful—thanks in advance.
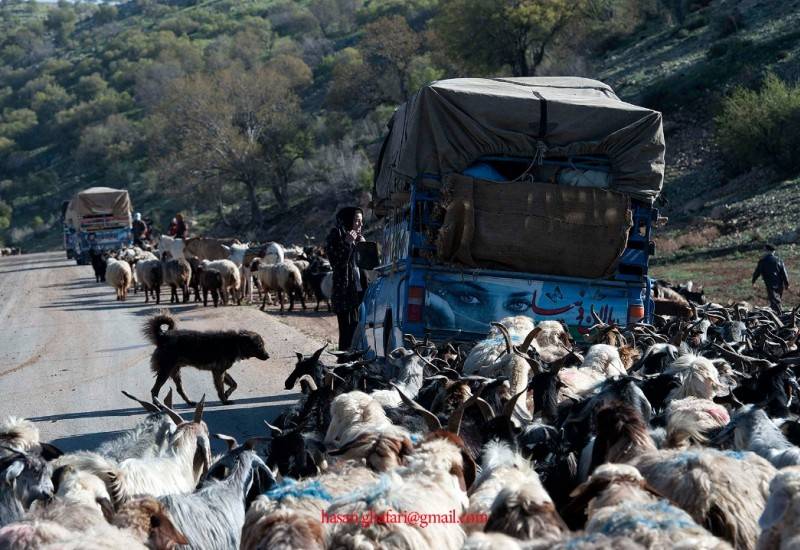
[325,432,474,550]
[568,463,731,549]
[240,508,326,550]
[252,258,305,312]
[105,258,132,301]
[134,259,162,305]
[758,466,800,550]
[201,259,240,306]
[587,401,774,549]
[633,448,776,550]
[1,449,54,527]
[2,497,189,550]
[162,257,192,304]
[157,450,275,550]
[50,466,114,520]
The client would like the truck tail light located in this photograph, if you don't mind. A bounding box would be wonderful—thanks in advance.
[628,304,645,324]
[407,286,424,323]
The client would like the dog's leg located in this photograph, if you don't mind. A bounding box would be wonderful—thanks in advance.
[171,370,196,406]
[223,371,238,401]
[212,371,229,404]
[151,369,171,402]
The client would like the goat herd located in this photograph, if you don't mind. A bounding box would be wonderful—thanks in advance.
[3,266,800,548]
[91,235,332,312]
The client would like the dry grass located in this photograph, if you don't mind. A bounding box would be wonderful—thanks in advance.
[654,225,721,255]
[651,244,800,307]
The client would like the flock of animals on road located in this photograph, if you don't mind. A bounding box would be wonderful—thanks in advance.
[91,235,333,313]
[3,269,800,548]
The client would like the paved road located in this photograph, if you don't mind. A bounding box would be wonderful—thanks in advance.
[0,251,332,453]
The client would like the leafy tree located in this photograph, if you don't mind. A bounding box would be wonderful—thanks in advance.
[0,199,11,231]
[75,73,109,101]
[433,0,586,76]
[44,5,77,45]
[361,15,420,101]
[152,65,310,223]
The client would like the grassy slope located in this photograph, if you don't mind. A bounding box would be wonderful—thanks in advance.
[596,0,800,306]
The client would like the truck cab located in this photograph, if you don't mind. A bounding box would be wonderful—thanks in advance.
[355,77,665,358]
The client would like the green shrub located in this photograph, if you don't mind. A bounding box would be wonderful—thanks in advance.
[715,73,800,176]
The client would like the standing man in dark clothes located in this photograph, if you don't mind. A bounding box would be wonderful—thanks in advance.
[325,207,367,350]
[752,243,790,313]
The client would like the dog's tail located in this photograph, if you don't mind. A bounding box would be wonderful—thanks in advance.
[143,311,175,345]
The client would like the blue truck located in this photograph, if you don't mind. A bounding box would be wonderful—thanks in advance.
[68,187,133,265]
[355,77,665,358]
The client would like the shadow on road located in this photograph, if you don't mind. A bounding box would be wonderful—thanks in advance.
[0,264,72,275]
[45,396,300,453]
[30,393,299,423]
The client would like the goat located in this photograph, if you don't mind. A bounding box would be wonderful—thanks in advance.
[158,450,275,549]
[0,448,54,527]
[88,249,107,282]
[134,259,162,305]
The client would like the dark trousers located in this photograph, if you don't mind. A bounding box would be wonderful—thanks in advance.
[337,308,359,351]
[766,286,783,314]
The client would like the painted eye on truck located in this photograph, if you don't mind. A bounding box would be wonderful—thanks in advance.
[456,293,480,305]
[505,299,530,313]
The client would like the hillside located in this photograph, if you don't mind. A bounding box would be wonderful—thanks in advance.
[1,0,799,307]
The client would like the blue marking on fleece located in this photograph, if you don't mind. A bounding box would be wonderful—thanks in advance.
[597,501,696,536]
[265,478,333,502]
[409,433,422,445]
[330,474,393,507]
[722,450,747,460]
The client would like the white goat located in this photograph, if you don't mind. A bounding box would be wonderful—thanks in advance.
[758,466,800,550]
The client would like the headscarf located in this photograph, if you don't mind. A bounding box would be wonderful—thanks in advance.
[335,207,364,231]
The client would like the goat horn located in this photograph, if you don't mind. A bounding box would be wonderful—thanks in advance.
[520,327,542,354]
[590,305,607,326]
[391,382,442,432]
[503,388,528,419]
[121,391,160,413]
[298,374,318,392]
[447,384,486,435]
[490,322,513,355]
[164,388,174,409]
[263,420,283,436]
[475,397,496,421]
[212,433,238,451]
[152,397,184,425]
[193,394,206,423]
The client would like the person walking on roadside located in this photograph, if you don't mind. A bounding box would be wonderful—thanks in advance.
[752,243,790,314]
[325,207,367,351]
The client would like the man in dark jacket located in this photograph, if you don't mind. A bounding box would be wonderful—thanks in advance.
[325,207,367,350]
[752,244,790,313]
